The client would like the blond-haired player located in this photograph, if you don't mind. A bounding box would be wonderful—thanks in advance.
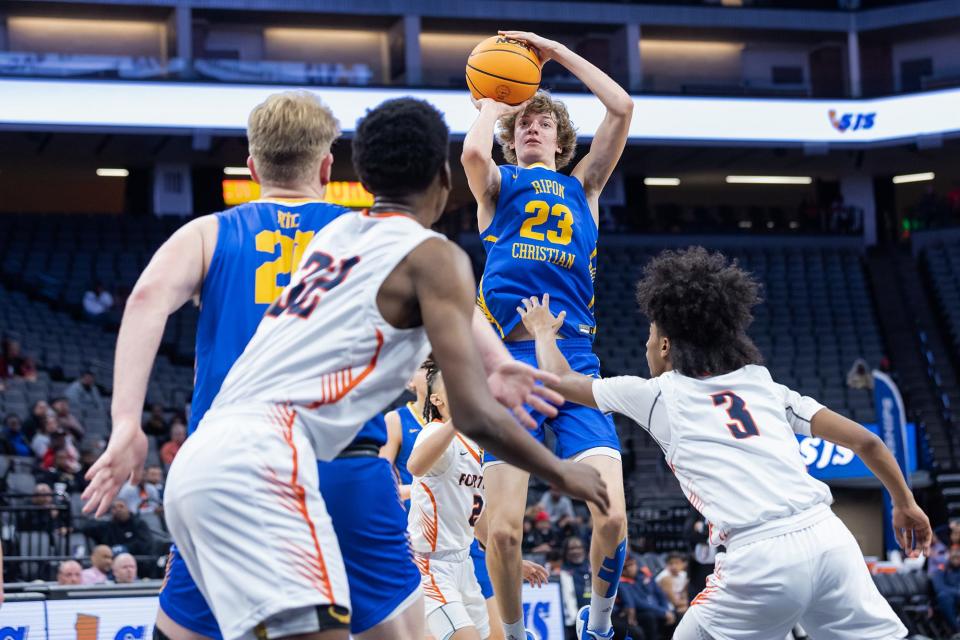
[409,365,548,640]
[461,29,634,640]
[518,247,932,640]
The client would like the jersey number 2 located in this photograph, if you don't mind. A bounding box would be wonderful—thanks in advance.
[469,495,484,527]
[711,391,760,439]
[519,200,573,246]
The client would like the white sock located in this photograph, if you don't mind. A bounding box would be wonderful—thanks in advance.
[587,593,616,634]
[503,617,526,640]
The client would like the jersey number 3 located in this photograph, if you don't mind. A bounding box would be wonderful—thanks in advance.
[520,200,573,245]
[711,391,760,439]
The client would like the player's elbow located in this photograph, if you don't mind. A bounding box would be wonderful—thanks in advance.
[406,451,431,477]
[460,146,490,167]
[608,95,634,119]
[853,430,886,459]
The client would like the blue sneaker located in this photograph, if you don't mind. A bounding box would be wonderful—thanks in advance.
[576,605,615,640]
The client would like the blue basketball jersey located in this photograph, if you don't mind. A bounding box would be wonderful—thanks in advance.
[394,402,426,486]
[478,164,598,341]
[188,199,347,433]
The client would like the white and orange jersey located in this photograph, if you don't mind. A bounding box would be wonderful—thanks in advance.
[592,365,833,547]
[408,422,485,554]
[206,211,443,461]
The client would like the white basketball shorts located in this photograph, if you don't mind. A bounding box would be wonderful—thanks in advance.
[414,548,490,640]
[164,404,351,640]
[675,510,906,640]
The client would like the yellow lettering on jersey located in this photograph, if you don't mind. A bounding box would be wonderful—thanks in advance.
[529,180,566,200]
[254,229,316,303]
[277,210,301,229]
[510,242,576,270]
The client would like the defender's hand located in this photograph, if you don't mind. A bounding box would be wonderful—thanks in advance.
[472,96,531,118]
[82,426,148,517]
[498,30,561,63]
[522,560,549,588]
[893,501,932,558]
[487,360,564,429]
[518,294,566,338]
[553,460,609,515]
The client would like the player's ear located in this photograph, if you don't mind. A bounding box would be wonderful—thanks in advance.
[660,336,671,360]
[319,153,334,187]
[246,156,261,185]
[440,161,452,191]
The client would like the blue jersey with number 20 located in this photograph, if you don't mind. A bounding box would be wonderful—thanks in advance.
[189,199,348,434]
[478,164,598,341]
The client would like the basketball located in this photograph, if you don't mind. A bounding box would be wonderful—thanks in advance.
[466,35,542,105]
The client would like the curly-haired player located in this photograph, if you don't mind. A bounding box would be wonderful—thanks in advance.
[461,30,634,640]
[518,247,932,640]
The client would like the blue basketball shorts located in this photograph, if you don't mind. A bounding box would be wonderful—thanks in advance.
[317,455,422,634]
[470,539,494,599]
[483,338,619,464]
[158,544,222,640]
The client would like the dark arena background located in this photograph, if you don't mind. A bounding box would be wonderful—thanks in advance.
[0,0,959,638]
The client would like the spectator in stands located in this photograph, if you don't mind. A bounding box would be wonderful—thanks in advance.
[929,530,950,576]
[684,511,715,595]
[2,414,33,457]
[79,500,155,557]
[36,448,82,492]
[112,552,138,584]
[30,414,58,459]
[117,474,162,515]
[562,536,593,614]
[526,511,562,554]
[81,545,114,585]
[0,338,26,379]
[23,400,51,440]
[142,403,168,437]
[57,559,83,586]
[655,552,690,616]
[934,547,960,633]
[83,282,114,323]
[144,465,164,498]
[51,397,84,441]
[160,420,186,466]
[537,486,582,531]
[612,553,648,640]
[19,483,68,534]
[633,560,675,638]
[65,370,103,413]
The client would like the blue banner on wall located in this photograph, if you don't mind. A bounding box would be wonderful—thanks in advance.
[797,422,917,481]
[874,370,911,553]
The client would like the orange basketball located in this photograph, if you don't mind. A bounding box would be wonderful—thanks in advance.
[466,36,542,105]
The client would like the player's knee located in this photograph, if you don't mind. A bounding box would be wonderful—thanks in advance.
[596,508,627,541]
[488,522,522,554]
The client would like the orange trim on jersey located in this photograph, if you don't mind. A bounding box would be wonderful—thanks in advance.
[414,553,447,604]
[306,329,384,409]
[455,434,482,465]
[159,549,174,592]
[420,483,440,552]
[270,405,335,601]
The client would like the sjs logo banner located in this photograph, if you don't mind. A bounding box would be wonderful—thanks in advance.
[798,422,916,481]
[0,597,156,640]
[522,583,565,640]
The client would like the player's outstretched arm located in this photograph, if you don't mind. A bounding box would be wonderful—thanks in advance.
[461,98,526,231]
[811,409,932,557]
[83,216,214,517]
[518,294,599,409]
[411,239,609,512]
[407,420,458,477]
[501,31,633,200]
